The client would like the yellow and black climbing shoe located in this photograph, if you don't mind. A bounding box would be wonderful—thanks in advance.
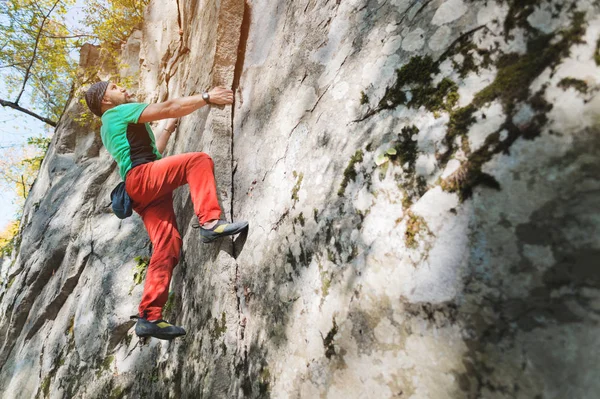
[131,315,186,340]
[198,220,249,243]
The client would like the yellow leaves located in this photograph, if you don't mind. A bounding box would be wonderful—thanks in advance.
[83,0,149,51]
[0,0,78,121]
[0,136,49,205]
[0,219,20,258]
[0,220,20,243]
[0,136,49,257]
[1,0,150,126]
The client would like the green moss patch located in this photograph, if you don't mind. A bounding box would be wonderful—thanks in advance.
[322,318,338,359]
[211,312,227,340]
[293,212,305,227]
[321,271,332,298]
[7,276,16,289]
[41,375,51,398]
[96,355,115,378]
[393,125,419,171]
[440,159,501,201]
[558,77,589,93]
[163,291,176,319]
[338,150,364,197]
[503,0,542,37]
[360,91,369,105]
[291,171,304,206]
[65,316,74,336]
[379,56,459,116]
[405,212,430,249]
[452,38,493,78]
[259,366,271,394]
[440,12,586,199]
[471,18,585,113]
[109,385,125,399]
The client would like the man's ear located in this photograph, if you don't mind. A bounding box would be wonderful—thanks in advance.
[101,95,112,105]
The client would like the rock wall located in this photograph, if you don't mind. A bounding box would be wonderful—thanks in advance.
[1,0,599,398]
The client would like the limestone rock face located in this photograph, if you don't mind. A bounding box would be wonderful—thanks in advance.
[1,0,599,398]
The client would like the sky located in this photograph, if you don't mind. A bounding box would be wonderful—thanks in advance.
[0,90,48,228]
[0,0,89,230]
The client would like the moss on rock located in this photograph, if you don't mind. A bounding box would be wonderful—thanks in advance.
[379,56,459,115]
[109,385,125,399]
[40,375,51,398]
[405,212,429,249]
[96,355,115,378]
[338,150,364,197]
[558,77,589,93]
[211,312,227,340]
[440,12,586,198]
[322,318,338,359]
[291,171,304,206]
[393,125,419,171]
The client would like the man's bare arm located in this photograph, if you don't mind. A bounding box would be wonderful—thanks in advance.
[138,87,233,123]
[155,118,178,154]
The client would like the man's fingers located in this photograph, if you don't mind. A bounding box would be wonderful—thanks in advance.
[207,86,234,105]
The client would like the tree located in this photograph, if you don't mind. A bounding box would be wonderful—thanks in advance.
[0,0,85,127]
[0,0,148,257]
[0,134,50,257]
[0,134,50,207]
[0,219,20,258]
[83,0,148,51]
[0,0,148,127]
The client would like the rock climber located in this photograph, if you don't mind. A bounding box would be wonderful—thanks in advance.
[84,81,248,340]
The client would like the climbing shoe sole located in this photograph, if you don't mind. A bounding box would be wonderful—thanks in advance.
[134,318,186,340]
[199,220,249,243]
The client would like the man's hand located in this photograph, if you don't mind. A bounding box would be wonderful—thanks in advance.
[164,118,179,133]
[139,87,234,123]
[208,87,234,105]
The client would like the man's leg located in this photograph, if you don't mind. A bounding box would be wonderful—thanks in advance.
[126,152,222,224]
[136,194,181,320]
[126,152,248,243]
[129,194,186,340]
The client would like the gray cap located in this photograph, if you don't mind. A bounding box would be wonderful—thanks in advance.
[84,81,110,117]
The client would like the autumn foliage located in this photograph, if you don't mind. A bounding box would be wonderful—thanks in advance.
[0,0,149,257]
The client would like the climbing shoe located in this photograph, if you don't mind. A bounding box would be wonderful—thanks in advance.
[131,315,186,340]
[198,220,249,243]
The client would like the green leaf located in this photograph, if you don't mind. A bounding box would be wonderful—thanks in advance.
[375,153,389,166]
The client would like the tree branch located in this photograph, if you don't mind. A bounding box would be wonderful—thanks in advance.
[0,98,57,127]
[20,175,27,199]
[0,62,27,70]
[14,0,62,105]
[41,33,95,39]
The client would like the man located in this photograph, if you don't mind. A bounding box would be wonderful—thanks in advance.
[85,81,248,340]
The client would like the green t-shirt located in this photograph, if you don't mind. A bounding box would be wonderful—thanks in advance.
[100,103,162,179]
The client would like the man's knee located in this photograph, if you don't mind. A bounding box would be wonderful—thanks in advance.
[152,236,182,265]
[194,152,214,166]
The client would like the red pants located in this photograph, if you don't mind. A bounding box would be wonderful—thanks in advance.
[125,152,222,320]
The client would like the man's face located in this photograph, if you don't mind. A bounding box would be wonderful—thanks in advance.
[102,82,135,108]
